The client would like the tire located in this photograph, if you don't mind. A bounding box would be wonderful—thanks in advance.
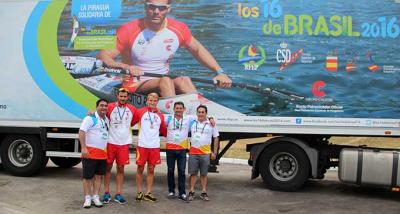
[0,135,48,176]
[50,157,81,168]
[259,142,310,191]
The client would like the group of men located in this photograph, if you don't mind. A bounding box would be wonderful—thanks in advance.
[78,90,220,208]
[77,0,226,208]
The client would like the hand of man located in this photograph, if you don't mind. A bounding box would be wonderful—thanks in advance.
[211,152,217,160]
[81,147,88,158]
[213,73,232,88]
[125,65,143,77]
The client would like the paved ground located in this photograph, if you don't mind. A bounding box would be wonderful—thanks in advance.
[0,159,400,214]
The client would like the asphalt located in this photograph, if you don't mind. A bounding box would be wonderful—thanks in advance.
[0,158,400,214]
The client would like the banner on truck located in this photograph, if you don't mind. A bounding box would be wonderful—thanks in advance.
[18,0,400,129]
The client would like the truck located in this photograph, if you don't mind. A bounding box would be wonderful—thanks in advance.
[0,0,399,191]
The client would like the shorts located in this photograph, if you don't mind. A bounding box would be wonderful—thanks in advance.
[188,154,210,176]
[82,158,107,179]
[136,146,161,166]
[107,144,130,165]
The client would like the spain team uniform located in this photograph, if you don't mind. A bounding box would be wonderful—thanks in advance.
[134,106,167,166]
[106,102,137,165]
[116,18,192,92]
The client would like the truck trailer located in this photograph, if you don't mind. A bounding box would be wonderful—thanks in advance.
[0,0,399,191]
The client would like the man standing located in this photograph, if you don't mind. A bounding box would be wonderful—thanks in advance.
[102,88,137,204]
[165,101,190,201]
[134,93,167,202]
[165,102,216,201]
[79,99,109,208]
[188,105,219,201]
[97,0,232,97]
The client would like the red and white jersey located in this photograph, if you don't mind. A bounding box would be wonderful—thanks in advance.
[107,102,137,146]
[134,106,167,148]
[166,115,195,150]
[116,18,192,77]
[79,112,109,159]
[189,119,219,155]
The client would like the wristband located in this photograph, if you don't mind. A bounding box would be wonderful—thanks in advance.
[216,68,225,75]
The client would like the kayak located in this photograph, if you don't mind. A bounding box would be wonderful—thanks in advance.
[60,56,244,116]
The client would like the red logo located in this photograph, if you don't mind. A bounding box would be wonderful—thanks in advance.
[165,100,173,109]
[312,81,326,97]
[166,45,172,51]
[163,38,174,43]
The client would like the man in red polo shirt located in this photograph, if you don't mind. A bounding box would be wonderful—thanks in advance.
[134,93,167,202]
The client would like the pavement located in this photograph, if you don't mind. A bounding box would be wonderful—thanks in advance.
[0,157,400,214]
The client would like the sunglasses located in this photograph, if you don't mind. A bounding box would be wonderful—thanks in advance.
[145,2,170,11]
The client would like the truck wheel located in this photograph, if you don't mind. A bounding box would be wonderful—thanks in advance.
[50,157,81,168]
[0,135,48,176]
[259,142,310,191]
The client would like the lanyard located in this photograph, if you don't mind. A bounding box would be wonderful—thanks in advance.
[148,112,155,126]
[99,117,109,131]
[195,121,207,134]
[117,106,126,121]
[174,117,183,131]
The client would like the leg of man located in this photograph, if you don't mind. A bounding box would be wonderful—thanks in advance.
[166,150,177,195]
[136,165,145,193]
[200,175,208,193]
[146,164,155,194]
[135,77,176,97]
[93,174,103,196]
[188,155,199,193]
[177,150,187,196]
[173,77,197,94]
[103,164,113,194]
[83,179,92,197]
[116,165,125,194]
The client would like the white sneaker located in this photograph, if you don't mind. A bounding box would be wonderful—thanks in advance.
[167,192,175,199]
[83,196,91,208]
[92,195,103,207]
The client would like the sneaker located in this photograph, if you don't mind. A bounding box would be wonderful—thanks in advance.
[92,195,103,207]
[188,192,195,201]
[143,193,157,202]
[83,196,91,209]
[178,194,189,203]
[102,192,111,204]
[135,192,144,202]
[167,192,175,199]
[200,192,210,201]
[114,194,127,205]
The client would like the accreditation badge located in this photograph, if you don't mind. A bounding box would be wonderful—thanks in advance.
[174,133,180,143]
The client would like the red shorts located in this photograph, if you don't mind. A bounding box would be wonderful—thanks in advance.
[136,146,161,166]
[107,144,130,165]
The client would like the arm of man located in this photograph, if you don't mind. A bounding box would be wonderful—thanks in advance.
[78,130,88,158]
[185,36,232,88]
[96,49,143,76]
[211,136,219,161]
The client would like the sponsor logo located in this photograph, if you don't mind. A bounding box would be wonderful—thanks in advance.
[312,80,326,97]
[238,44,266,71]
[276,42,291,63]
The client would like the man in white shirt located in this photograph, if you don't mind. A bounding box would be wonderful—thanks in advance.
[187,105,219,201]
[79,99,109,208]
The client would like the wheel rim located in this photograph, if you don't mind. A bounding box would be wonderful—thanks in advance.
[269,152,298,181]
[8,139,33,167]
